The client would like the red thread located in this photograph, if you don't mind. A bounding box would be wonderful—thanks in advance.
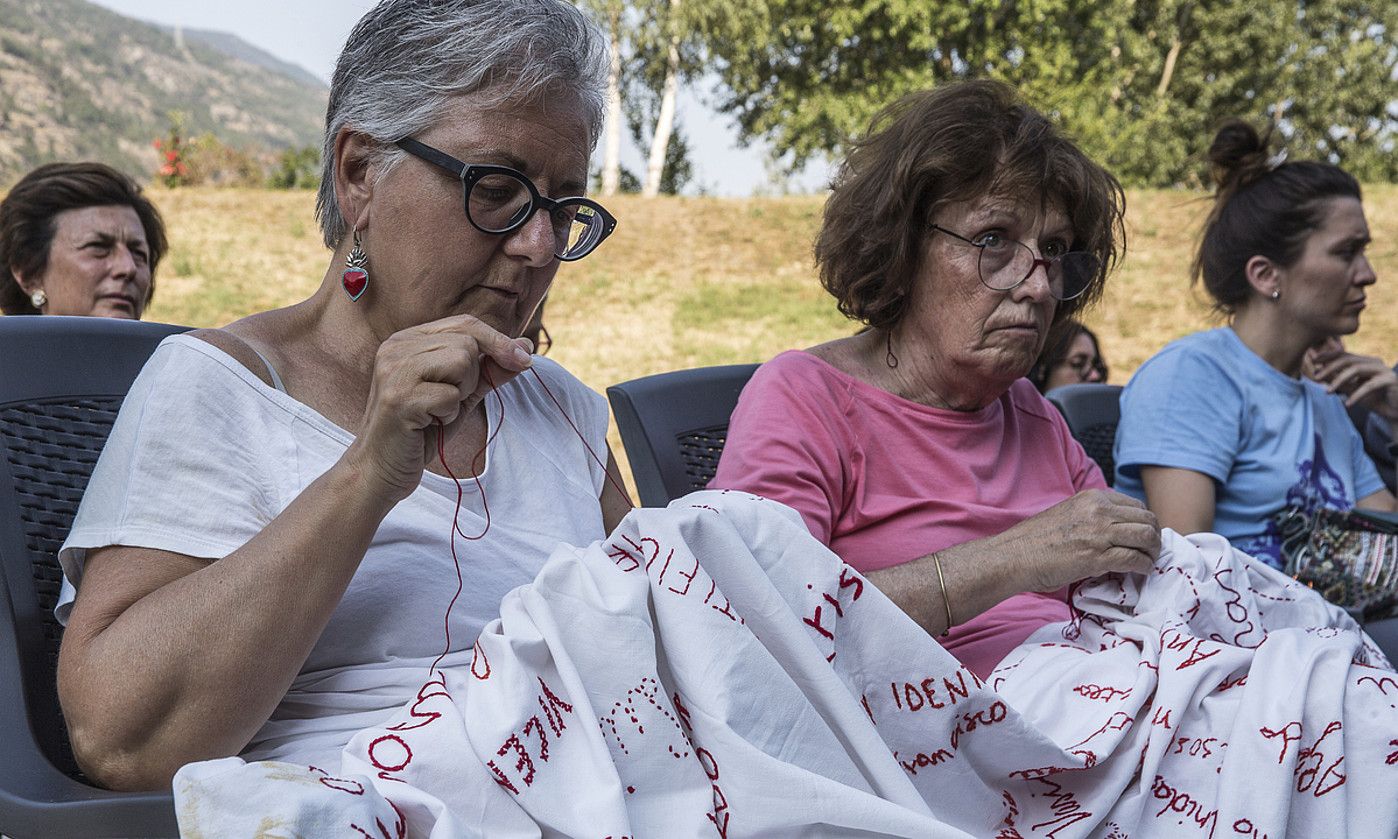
[527,366,635,505]
[317,776,366,796]
[470,640,492,680]
[1148,775,1218,832]
[1028,776,1095,837]
[1072,683,1132,702]
[419,360,643,687]
[428,368,504,677]
[426,361,638,680]
[388,673,449,732]
[369,733,414,774]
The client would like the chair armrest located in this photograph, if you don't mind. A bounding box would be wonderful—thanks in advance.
[0,585,177,838]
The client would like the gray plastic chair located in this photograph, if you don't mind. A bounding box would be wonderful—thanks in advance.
[606,364,759,507]
[1046,382,1123,486]
[0,315,187,838]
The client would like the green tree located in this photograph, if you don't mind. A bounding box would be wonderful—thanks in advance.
[584,0,759,196]
[268,145,321,189]
[1275,0,1398,182]
[705,0,1398,187]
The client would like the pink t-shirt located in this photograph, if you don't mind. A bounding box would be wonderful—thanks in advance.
[711,350,1106,678]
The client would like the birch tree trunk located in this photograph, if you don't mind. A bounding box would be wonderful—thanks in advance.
[642,0,681,198]
[600,2,623,197]
[1155,36,1182,98]
[1154,2,1191,100]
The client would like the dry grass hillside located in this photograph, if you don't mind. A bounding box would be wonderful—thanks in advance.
[136,186,1398,488]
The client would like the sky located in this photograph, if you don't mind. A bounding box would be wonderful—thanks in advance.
[88,0,832,196]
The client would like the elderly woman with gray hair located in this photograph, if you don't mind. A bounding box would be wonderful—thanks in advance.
[54,0,626,791]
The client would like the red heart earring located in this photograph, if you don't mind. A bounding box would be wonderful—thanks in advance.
[342,230,369,301]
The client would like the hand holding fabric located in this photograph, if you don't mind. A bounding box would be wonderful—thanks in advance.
[992,489,1161,593]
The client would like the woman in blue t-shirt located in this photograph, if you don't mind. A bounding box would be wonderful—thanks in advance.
[1114,120,1397,568]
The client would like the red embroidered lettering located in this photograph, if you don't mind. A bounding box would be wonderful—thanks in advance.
[1294,721,1345,797]
[538,677,573,737]
[896,748,955,775]
[667,551,699,596]
[389,674,449,732]
[522,715,550,762]
[838,568,865,600]
[942,671,970,705]
[1029,776,1094,838]
[653,547,675,586]
[1259,721,1303,765]
[1073,683,1131,702]
[315,773,365,795]
[636,537,662,572]
[469,642,491,680]
[1149,775,1219,833]
[803,605,835,641]
[498,733,535,786]
[607,544,641,573]
[486,759,519,794]
[921,677,945,710]
[704,580,742,622]
[368,734,413,781]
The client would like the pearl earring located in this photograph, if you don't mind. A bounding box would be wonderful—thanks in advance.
[29,288,46,309]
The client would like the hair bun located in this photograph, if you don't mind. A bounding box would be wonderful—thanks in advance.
[1207,119,1275,192]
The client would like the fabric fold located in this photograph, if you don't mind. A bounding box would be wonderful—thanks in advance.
[175,492,1398,838]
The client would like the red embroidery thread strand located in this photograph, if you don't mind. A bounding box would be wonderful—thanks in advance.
[428,363,637,677]
[526,366,635,506]
[429,368,505,677]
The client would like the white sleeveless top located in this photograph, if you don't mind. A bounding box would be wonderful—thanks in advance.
[58,334,610,767]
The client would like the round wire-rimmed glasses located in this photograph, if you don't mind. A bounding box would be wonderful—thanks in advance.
[929,223,1099,301]
[396,137,618,262]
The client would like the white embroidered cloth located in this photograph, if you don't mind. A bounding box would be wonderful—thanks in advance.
[174,491,1398,838]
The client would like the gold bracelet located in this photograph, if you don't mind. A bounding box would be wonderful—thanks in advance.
[932,552,953,637]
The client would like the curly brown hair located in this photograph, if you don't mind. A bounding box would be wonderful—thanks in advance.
[0,162,167,315]
[815,80,1125,331]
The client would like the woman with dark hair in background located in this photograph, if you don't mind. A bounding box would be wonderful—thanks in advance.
[0,161,166,319]
[1115,120,1397,568]
[1028,319,1108,392]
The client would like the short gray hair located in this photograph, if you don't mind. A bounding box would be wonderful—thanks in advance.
[315,0,609,248]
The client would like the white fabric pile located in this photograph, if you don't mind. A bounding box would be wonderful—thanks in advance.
[175,491,1398,837]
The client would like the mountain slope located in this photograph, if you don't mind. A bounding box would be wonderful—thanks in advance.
[172,25,326,90]
[0,0,327,185]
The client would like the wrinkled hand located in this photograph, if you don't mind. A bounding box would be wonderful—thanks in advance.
[996,489,1160,592]
[1306,338,1398,421]
[346,314,535,501]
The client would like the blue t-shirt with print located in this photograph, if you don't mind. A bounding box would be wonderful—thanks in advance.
[1114,327,1385,569]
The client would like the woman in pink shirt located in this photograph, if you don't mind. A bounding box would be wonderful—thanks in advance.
[713,80,1160,679]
